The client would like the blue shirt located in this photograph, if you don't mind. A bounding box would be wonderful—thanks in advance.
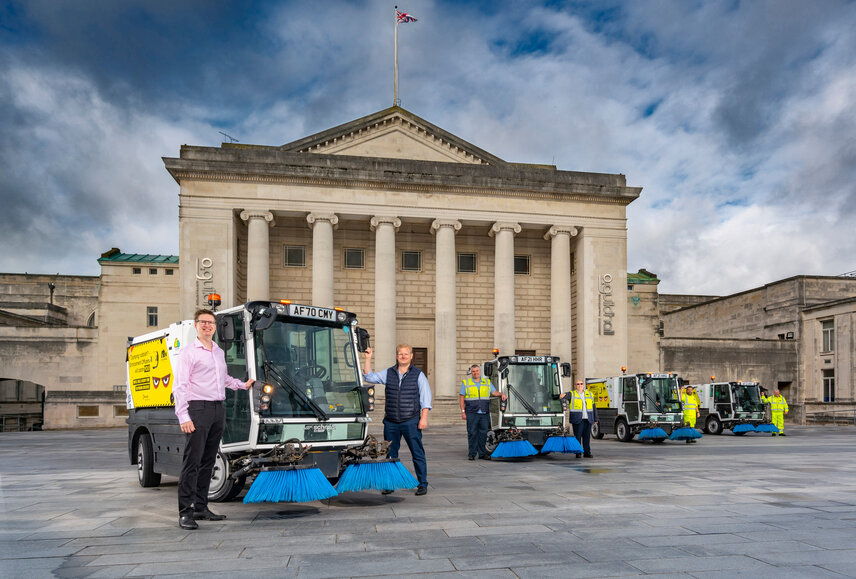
[364,367,433,411]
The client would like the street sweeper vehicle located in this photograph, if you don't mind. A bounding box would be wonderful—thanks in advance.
[127,299,417,503]
[480,352,575,457]
[588,371,685,442]
[691,379,768,435]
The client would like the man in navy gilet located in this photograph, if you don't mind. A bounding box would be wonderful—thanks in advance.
[363,344,432,495]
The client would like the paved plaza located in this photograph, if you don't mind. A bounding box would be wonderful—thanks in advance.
[2,424,856,578]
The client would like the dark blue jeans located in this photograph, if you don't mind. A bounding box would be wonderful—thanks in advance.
[383,416,427,487]
[572,418,592,455]
[466,412,490,457]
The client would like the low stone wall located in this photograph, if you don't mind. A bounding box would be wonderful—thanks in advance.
[44,390,128,429]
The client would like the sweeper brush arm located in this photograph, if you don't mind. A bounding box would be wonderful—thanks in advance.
[230,438,311,480]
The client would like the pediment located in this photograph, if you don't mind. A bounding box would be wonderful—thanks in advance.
[280,107,505,166]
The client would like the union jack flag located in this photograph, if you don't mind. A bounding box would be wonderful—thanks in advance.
[396,10,417,23]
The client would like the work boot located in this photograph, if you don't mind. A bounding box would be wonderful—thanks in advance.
[179,513,198,530]
[415,486,428,496]
[779,432,787,436]
[468,455,475,460]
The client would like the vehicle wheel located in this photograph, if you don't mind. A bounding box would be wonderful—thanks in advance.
[616,419,633,442]
[706,415,723,435]
[208,451,244,502]
[485,431,499,454]
[590,421,604,439]
[137,433,161,488]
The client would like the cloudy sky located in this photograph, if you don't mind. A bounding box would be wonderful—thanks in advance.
[1,0,854,294]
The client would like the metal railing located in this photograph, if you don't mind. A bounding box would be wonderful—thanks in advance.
[805,407,856,426]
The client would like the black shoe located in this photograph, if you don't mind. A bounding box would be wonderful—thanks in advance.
[179,514,198,530]
[779,433,787,436]
[381,489,395,495]
[415,486,428,496]
[576,453,583,458]
[583,453,594,458]
[771,433,777,437]
[468,455,475,460]
[479,455,491,461]
[193,508,226,521]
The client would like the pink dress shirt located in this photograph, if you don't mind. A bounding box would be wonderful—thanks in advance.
[174,338,245,424]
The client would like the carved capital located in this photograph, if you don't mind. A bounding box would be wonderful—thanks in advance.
[239,210,274,226]
[306,212,339,230]
[543,225,579,241]
[489,221,522,238]
[370,216,402,232]
[430,219,462,235]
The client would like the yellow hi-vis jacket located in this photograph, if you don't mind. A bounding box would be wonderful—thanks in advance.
[681,391,699,412]
[568,390,596,412]
[762,394,789,413]
[462,377,492,414]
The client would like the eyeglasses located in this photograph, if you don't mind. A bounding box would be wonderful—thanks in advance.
[196,320,216,326]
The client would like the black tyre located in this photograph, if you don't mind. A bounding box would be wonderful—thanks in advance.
[616,419,633,442]
[706,415,723,435]
[208,451,245,502]
[485,430,499,454]
[591,421,604,439]
[137,433,161,488]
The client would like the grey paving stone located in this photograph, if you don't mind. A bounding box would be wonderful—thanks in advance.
[629,554,776,573]
[451,550,587,570]
[287,550,455,578]
[511,560,644,578]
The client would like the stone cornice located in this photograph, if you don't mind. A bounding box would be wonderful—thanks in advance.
[163,149,642,206]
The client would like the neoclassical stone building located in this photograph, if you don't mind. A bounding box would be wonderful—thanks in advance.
[163,107,641,402]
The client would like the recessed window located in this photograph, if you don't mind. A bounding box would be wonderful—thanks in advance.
[401,251,422,272]
[344,248,365,269]
[514,255,531,275]
[821,320,834,352]
[457,252,477,273]
[284,246,306,267]
[165,269,174,276]
[77,405,99,418]
[132,268,141,275]
[822,369,835,402]
[147,306,158,327]
[114,405,130,417]
[149,268,158,275]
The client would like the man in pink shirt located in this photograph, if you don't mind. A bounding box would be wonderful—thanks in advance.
[174,309,253,530]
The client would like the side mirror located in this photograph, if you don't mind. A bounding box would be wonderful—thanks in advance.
[356,328,371,353]
[483,361,496,378]
[561,363,571,378]
[497,359,509,374]
[217,316,235,342]
[253,307,276,332]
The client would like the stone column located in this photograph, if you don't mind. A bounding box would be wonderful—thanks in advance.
[370,216,401,371]
[545,225,579,365]
[431,219,462,397]
[240,210,274,302]
[490,222,521,356]
[306,213,339,308]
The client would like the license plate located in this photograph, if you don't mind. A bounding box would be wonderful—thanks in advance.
[288,304,336,321]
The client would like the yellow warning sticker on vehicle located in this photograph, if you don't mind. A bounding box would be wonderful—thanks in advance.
[127,337,175,408]
[587,381,611,409]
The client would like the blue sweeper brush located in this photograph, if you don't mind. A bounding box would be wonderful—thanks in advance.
[336,459,418,493]
[492,439,539,458]
[732,423,755,434]
[754,423,779,433]
[540,426,584,454]
[669,427,703,441]
[243,465,338,504]
[638,427,669,441]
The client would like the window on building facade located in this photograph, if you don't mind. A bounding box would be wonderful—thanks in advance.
[514,255,530,275]
[821,319,834,352]
[457,252,477,273]
[147,306,158,327]
[114,405,130,417]
[344,248,365,269]
[284,245,306,267]
[822,369,835,402]
[149,268,157,275]
[401,251,422,272]
[77,405,99,418]
[132,267,141,274]
[165,268,174,275]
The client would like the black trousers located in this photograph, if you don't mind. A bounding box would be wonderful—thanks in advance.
[572,418,592,455]
[178,400,225,515]
[465,412,490,457]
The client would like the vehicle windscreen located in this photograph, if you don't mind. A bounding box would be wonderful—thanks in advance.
[642,378,682,413]
[503,363,562,413]
[255,318,364,416]
[732,384,764,412]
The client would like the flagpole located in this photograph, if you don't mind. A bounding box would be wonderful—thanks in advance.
[394,5,399,106]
